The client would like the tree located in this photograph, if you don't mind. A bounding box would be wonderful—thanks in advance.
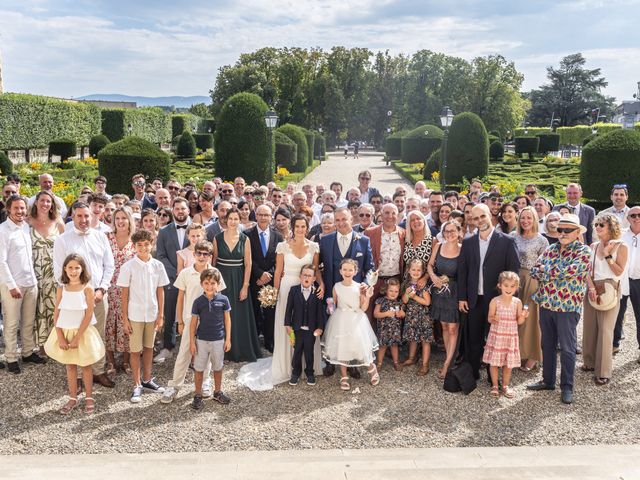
[188,102,212,118]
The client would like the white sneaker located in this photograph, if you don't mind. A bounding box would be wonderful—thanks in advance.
[202,381,213,398]
[153,348,173,364]
[130,385,143,403]
[161,386,177,404]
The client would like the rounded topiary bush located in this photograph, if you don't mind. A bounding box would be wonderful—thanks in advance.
[313,132,326,159]
[401,124,443,164]
[536,132,560,153]
[171,135,182,151]
[177,130,197,158]
[0,151,13,175]
[445,112,489,184]
[193,133,214,152]
[274,130,297,169]
[303,130,315,166]
[514,136,540,159]
[89,134,110,158]
[214,92,273,184]
[581,129,640,203]
[489,130,503,142]
[423,148,441,179]
[276,124,308,173]
[49,138,77,162]
[98,136,171,197]
[489,140,504,161]
[583,133,598,147]
[385,133,403,159]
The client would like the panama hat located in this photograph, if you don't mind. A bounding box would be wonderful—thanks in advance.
[557,213,587,234]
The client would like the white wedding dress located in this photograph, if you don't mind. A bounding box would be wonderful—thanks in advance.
[237,241,324,390]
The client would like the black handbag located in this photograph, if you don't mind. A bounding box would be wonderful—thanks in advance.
[443,362,477,395]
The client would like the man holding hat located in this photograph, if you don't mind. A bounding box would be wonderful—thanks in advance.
[527,214,591,404]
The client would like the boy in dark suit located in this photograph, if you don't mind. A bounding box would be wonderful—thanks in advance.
[284,264,325,386]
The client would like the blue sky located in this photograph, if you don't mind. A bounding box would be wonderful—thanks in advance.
[0,0,638,102]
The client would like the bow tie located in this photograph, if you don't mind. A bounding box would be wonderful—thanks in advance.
[302,287,312,292]
[176,224,188,229]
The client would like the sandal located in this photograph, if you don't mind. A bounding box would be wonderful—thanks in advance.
[59,397,78,415]
[393,362,403,372]
[402,356,416,367]
[122,363,132,375]
[490,386,500,398]
[106,363,116,376]
[595,377,610,386]
[417,363,429,376]
[502,386,515,398]
[580,364,595,372]
[376,361,383,370]
[368,364,380,386]
[340,376,351,391]
[437,368,447,380]
[84,397,95,414]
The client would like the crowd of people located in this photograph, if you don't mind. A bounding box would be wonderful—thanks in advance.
[0,167,638,412]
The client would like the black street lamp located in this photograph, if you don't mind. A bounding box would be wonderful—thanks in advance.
[264,109,278,178]
[439,106,454,191]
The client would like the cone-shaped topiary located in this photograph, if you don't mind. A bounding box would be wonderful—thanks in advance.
[193,133,214,151]
[49,138,77,162]
[581,129,640,203]
[89,134,110,158]
[423,148,441,179]
[303,130,315,165]
[214,92,273,184]
[445,112,489,184]
[276,124,308,172]
[0,151,13,175]
[401,125,443,164]
[489,140,504,161]
[177,130,197,158]
[98,136,171,197]
[274,130,297,169]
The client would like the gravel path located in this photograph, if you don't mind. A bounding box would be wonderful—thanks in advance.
[2,310,640,454]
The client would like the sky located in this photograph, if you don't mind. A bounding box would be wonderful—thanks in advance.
[0,0,638,103]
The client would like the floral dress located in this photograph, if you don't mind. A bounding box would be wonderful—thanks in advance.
[31,227,59,346]
[375,297,403,346]
[402,282,433,343]
[105,232,135,352]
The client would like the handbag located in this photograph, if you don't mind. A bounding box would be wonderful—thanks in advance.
[588,243,620,311]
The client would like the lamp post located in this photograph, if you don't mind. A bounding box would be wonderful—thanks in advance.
[439,106,454,191]
[264,109,278,179]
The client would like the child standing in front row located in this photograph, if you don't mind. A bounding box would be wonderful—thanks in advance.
[45,254,105,415]
[483,271,528,398]
[118,229,170,404]
[402,259,432,376]
[190,268,232,410]
[322,258,380,391]
[374,278,405,371]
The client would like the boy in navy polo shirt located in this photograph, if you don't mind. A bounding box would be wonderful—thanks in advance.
[189,268,231,410]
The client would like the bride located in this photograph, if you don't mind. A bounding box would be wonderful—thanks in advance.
[238,213,325,390]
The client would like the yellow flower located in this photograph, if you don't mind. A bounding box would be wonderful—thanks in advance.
[30,162,42,171]
[431,171,440,181]
[277,167,290,176]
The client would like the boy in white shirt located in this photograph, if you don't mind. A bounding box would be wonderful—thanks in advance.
[118,229,170,403]
[161,240,226,403]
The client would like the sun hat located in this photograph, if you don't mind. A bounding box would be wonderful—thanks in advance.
[557,213,587,234]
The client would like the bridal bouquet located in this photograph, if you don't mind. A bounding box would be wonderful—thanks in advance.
[258,285,278,308]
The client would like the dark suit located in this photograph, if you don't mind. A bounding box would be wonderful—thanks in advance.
[319,231,374,299]
[156,222,190,350]
[245,225,283,351]
[205,220,223,242]
[284,285,326,378]
[553,202,595,245]
[457,229,520,378]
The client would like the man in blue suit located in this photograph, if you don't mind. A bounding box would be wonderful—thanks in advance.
[319,207,375,377]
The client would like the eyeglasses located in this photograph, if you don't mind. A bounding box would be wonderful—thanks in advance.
[195,251,212,257]
[594,222,606,228]
[359,213,371,218]
[359,177,371,181]
[628,213,640,219]
[556,227,578,234]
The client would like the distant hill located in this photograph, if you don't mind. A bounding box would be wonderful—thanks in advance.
[77,93,210,108]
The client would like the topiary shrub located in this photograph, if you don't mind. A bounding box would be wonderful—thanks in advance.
[49,138,77,162]
[583,133,598,147]
[214,92,273,184]
[98,136,171,197]
[514,136,540,159]
[303,130,315,165]
[489,140,504,161]
[536,132,560,153]
[445,112,489,184]
[276,124,308,172]
[171,135,182,151]
[89,134,110,157]
[101,107,170,143]
[423,148,441,179]
[489,130,503,142]
[313,131,326,160]
[401,124,443,164]
[581,129,640,203]
[0,151,13,175]
[385,133,403,159]
[274,130,297,169]
[488,134,499,145]
[193,133,214,152]
[177,130,197,158]
[171,114,195,139]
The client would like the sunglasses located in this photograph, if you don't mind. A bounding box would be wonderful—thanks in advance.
[168,186,180,191]
[222,189,233,193]
[158,213,171,218]
[133,181,145,187]
[594,222,606,228]
[556,227,578,234]
[490,197,504,203]
[195,251,212,257]
[628,213,640,219]
[359,213,371,218]
[359,177,371,181]
[613,184,628,189]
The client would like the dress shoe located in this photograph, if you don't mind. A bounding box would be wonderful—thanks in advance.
[323,364,335,377]
[348,367,361,379]
[526,380,555,391]
[561,390,574,404]
[22,353,47,364]
[93,373,115,388]
[7,362,21,374]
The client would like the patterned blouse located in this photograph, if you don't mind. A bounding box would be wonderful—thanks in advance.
[514,233,549,270]
[403,235,433,271]
[531,240,592,314]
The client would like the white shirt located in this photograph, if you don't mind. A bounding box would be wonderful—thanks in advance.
[174,265,226,322]
[568,202,580,217]
[257,225,270,248]
[478,228,495,295]
[117,256,170,322]
[28,193,67,219]
[175,221,191,248]
[338,230,353,257]
[53,228,115,291]
[623,229,640,280]
[0,219,37,289]
[336,199,348,209]
[359,189,370,204]
[302,285,312,301]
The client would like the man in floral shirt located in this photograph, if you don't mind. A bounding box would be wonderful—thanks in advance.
[527,214,591,405]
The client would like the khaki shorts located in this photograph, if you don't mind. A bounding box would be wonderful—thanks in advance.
[129,321,156,352]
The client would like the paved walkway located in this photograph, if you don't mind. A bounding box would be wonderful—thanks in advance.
[5,445,639,479]
[302,151,414,195]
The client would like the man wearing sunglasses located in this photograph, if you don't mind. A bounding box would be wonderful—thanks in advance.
[527,214,592,404]
[356,170,379,204]
[130,174,157,211]
[553,183,595,245]
[601,184,630,230]
[487,192,503,226]
[353,204,375,233]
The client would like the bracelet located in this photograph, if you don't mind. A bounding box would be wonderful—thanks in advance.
[605,255,613,260]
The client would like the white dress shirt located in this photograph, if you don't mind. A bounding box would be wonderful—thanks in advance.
[117,256,170,322]
[478,228,495,295]
[53,228,115,291]
[0,219,37,289]
[175,221,191,248]
[623,229,640,281]
[257,225,270,248]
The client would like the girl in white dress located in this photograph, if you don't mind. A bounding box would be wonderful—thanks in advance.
[322,258,380,391]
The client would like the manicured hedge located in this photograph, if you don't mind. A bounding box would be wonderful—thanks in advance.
[313,131,326,159]
[89,134,110,157]
[98,136,171,196]
[49,138,77,161]
[0,93,100,150]
[193,133,214,151]
[101,107,170,143]
[445,112,489,183]
[581,129,640,203]
[0,151,13,175]
[556,124,621,146]
[214,92,273,184]
[489,140,504,160]
[385,132,403,159]
[303,130,315,165]
[514,127,548,137]
[276,124,308,173]
[177,131,197,158]
[423,148,441,179]
[536,132,560,153]
[515,136,539,158]
[274,130,297,169]
[401,124,443,164]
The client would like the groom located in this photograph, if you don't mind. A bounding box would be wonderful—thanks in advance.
[319,207,375,377]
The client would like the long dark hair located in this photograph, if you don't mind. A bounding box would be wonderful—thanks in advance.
[60,254,92,285]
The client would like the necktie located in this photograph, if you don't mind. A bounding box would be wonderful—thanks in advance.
[260,231,268,256]
[340,235,349,257]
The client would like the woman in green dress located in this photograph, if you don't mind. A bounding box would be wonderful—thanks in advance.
[212,208,262,363]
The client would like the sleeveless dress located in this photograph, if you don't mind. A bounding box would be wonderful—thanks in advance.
[482,297,521,368]
[105,233,135,353]
[237,241,323,390]
[31,226,59,346]
[44,287,105,367]
[215,232,262,363]
[322,282,379,366]
[429,249,460,324]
